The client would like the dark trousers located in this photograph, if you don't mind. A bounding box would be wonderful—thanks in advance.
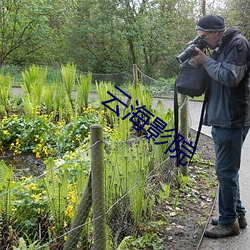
[211,126,249,225]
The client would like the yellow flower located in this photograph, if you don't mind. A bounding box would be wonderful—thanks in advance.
[65,205,74,218]
[36,152,41,159]
[43,147,49,157]
[3,130,9,135]
[32,193,42,201]
[14,149,22,155]
[71,195,76,204]
[26,183,37,191]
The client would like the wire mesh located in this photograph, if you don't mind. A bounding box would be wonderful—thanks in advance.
[137,68,175,96]
[0,138,178,249]
[0,66,192,249]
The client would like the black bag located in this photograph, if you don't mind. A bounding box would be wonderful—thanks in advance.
[175,58,208,97]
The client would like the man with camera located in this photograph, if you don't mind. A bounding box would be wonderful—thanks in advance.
[191,15,250,238]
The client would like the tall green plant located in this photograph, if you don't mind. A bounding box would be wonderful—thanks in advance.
[0,73,12,117]
[151,100,175,164]
[128,83,153,113]
[96,81,122,128]
[0,161,14,222]
[43,159,68,231]
[61,63,76,102]
[52,82,73,122]
[21,65,47,118]
[126,142,150,224]
[76,72,92,112]
[43,84,56,114]
[105,139,152,225]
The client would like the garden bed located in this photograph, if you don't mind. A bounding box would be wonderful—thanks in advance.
[0,69,217,249]
[0,124,217,250]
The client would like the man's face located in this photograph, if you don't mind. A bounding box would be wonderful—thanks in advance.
[196,30,222,49]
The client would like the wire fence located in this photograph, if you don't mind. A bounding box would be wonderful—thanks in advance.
[1,64,175,97]
[0,128,179,249]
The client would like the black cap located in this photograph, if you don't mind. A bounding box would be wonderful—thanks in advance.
[195,15,225,32]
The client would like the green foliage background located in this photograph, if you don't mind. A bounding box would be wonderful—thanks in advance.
[0,0,247,80]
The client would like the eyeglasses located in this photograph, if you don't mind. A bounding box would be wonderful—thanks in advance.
[199,32,214,40]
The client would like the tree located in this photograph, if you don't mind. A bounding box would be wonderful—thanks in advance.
[220,0,250,39]
[0,0,50,65]
[66,0,199,78]
[0,0,231,79]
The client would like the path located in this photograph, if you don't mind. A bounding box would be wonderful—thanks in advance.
[153,97,250,250]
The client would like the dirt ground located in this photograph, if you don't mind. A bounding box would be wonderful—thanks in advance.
[158,130,217,250]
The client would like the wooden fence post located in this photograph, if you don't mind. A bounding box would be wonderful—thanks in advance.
[91,124,106,250]
[63,175,92,250]
[180,94,189,176]
[133,64,138,85]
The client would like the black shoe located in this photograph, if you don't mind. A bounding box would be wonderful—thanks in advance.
[204,222,240,238]
[211,214,247,229]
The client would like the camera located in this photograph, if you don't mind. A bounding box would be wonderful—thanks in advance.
[176,36,208,63]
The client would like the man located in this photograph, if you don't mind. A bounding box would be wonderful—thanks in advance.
[192,15,250,238]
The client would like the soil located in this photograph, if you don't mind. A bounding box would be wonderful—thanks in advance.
[158,130,217,250]
[0,152,45,180]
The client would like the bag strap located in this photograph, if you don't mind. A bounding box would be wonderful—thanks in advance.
[174,81,208,167]
[188,90,208,165]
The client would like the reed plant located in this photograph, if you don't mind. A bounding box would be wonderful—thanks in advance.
[76,72,92,112]
[0,161,14,222]
[43,159,69,240]
[151,100,175,164]
[128,83,153,112]
[0,73,12,117]
[126,142,150,224]
[60,63,76,103]
[43,84,56,114]
[42,157,89,232]
[52,82,73,122]
[21,65,47,118]
[0,161,16,249]
[96,81,123,128]
[105,138,153,225]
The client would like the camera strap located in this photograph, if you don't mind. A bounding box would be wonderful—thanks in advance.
[174,85,208,168]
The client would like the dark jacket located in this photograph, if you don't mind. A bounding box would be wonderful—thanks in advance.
[203,26,250,128]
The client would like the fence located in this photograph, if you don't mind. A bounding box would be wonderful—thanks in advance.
[0,126,181,249]
[0,64,190,249]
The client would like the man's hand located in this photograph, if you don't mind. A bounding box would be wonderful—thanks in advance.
[192,47,207,64]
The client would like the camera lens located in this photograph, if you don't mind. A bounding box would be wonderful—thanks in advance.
[176,45,198,63]
[176,36,208,63]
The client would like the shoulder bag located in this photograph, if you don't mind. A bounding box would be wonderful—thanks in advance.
[175,58,209,97]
